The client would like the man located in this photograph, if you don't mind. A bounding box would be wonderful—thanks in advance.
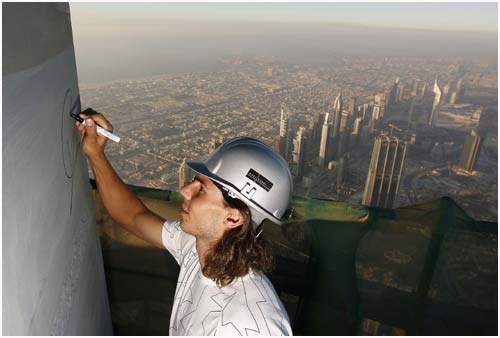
[76,111,293,336]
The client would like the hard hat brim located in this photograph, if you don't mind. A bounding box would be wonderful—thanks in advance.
[186,160,230,188]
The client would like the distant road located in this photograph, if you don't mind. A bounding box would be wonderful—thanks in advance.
[145,148,182,166]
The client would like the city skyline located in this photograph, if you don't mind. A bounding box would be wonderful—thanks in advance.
[72,2,497,222]
[79,52,498,222]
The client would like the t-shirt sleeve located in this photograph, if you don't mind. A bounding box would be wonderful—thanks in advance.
[161,220,195,265]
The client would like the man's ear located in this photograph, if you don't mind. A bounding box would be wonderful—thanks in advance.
[224,208,244,229]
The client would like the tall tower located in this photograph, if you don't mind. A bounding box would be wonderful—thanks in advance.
[350,117,362,149]
[410,79,419,97]
[352,117,362,135]
[348,96,357,116]
[407,96,417,128]
[328,93,343,162]
[178,158,191,189]
[318,112,330,167]
[339,111,349,133]
[337,111,350,158]
[397,82,406,102]
[292,126,308,179]
[388,78,399,108]
[428,78,441,127]
[331,93,343,139]
[374,93,386,119]
[372,105,381,120]
[420,83,427,100]
[449,91,458,104]
[442,83,450,103]
[307,113,322,156]
[456,79,465,102]
[336,156,346,195]
[208,135,225,154]
[362,134,408,209]
[279,109,291,160]
[361,103,369,120]
[458,129,481,173]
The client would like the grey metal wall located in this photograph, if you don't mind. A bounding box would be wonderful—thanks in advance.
[2,3,112,335]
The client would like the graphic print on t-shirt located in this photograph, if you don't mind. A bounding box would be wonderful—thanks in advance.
[162,221,292,336]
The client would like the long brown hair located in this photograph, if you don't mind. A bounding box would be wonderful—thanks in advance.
[202,187,273,287]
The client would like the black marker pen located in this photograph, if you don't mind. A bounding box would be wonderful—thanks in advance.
[71,112,121,143]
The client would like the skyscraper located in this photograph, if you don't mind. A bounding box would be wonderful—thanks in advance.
[318,112,330,167]
[337,111,351,158]
[178,158,191,189]
[292,126,308,179]
[449,91,458,104]
[361,103,369,120]
[351,117,362,147]
[372,105,381,120]
[362,134,408,209]
[279,109,291,160]
[367,118,376,134]
[428,78,441,127]
[397,83,406,102]
[388,78,399,108]
[336,156,346,195]
[331,93,343,139]
[208,135,225,153]
[458,129,481,173]
[410,79,419,97]
[273,138,280,154]
[456,79,466,102]
[420,83,427,100]
[407,96,417,128]
[374,93,386,118]
[327,93,343,161]
[442,83,450,103]
[339,111,349,133]
[352,117,362,135]
[348,96,357,116]
[310,113,322,147]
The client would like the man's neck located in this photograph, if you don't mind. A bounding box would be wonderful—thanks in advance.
[195,238,214,270]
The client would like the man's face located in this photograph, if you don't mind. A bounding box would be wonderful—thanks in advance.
[179,174,236,242]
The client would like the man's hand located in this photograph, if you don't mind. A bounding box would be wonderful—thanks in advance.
[75,111,114,159]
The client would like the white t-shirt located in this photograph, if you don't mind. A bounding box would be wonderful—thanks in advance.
[162,220,293,336]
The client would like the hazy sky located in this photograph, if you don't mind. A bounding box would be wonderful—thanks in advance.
[71,2,497,32]
[70,2,498,84]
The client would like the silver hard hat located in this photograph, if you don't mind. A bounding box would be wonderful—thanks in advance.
[186,137,293,228]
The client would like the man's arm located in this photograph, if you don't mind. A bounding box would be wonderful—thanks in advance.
[78,112,166,249]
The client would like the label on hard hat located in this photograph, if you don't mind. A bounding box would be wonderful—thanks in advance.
[246,168,273,192]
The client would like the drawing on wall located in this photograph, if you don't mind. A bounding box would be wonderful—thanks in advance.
[61,88,82,214]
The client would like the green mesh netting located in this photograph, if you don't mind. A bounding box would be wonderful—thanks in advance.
[92,180,497,335]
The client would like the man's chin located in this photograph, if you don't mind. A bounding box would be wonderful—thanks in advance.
[179,220,191,234]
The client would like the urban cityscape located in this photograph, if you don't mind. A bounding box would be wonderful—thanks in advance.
[79,54,498,222]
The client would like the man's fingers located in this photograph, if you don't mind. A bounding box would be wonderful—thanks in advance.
[77,109,112,157]
[79,111,113,132]
[83,118,98,138]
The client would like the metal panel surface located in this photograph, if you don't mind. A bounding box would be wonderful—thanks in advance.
[2,3,112,335]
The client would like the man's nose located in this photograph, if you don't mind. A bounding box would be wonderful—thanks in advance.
[179,181,195,200]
